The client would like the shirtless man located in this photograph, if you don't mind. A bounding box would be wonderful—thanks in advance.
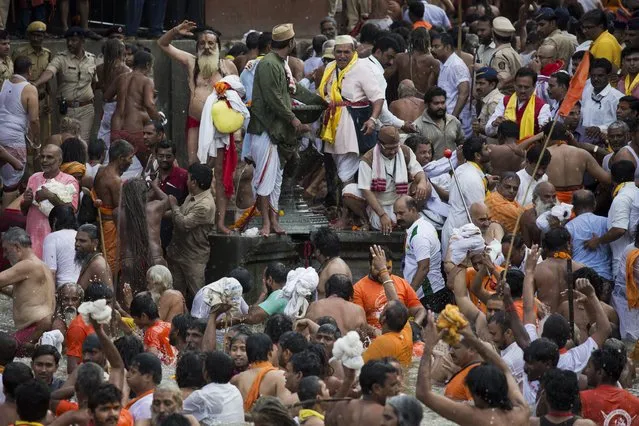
[326,359,400,426]
[0,227,55,355]
[110,50,160,171]
[520,181,557,247]
[75,223,113,290]
[534,226,584,313]
[231,332,294,412]
[117,178,168,297]
[545,122,611,204]
[470,202,505,245]
[389,80,425,123]
[45,117,81,147]
[393,27,439,95]
[96,39,130,149]
[158,21,237,165]
[488,121,528,176]
[92,139,134,273]
[311,226,352,298]
[305,274,367,334]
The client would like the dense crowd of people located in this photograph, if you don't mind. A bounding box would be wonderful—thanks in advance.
[1,0,639,425]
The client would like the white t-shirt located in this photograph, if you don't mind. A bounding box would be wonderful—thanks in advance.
[42,229,81,287]
[402,217,444,298]
[183,382,245,425]
[501,341,525,385]
[128,392,153,421]
[608,183,639,277]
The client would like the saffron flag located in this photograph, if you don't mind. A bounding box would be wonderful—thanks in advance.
[558,51,590,118]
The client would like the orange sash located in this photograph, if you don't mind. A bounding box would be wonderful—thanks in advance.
[243,361,277,412]
[625,248,639,309]
[90,189,118,273]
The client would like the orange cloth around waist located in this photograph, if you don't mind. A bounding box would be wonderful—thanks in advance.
[555,185,583,204]
[90,189,117,271]
[444,362,481,401]
[625,248,639,309]
[244,362,277,412]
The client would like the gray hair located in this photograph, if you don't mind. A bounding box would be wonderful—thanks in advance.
[1,227,31,248]
[78,224,100,241]
[608,120,630,133]
[154,381,183,406]
[58,282,85,300]
[320,16,337,29]
[109,139,134,161]
[146,265,173,294]
[387,395,423,426]
[76,362,105,396]
[398,79,418,99]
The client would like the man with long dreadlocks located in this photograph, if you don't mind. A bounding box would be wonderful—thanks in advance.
[110,50,162,180]
[392,27,439,96]
[117,177,169,297]
[158,20,238,165]
[97,39,130,152]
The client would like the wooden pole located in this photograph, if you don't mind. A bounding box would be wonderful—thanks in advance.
[457,0,463,51]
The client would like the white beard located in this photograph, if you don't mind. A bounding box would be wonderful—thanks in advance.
[535,199,555,215]
[197,49,220,80]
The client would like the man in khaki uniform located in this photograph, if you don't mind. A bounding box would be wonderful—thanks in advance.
[536,7,577,68]
[13,21,52,145]
[489,17,521,96]
[33,27,97,142]
[0,30,13,87]
[0,0,8,30]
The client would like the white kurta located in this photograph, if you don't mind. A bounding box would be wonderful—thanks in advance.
[322,59,385,155]
[441,162,486,253]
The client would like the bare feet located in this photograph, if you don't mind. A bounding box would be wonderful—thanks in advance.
[259,224,271,237]
[216,222,233,235]
[271,221,287,235]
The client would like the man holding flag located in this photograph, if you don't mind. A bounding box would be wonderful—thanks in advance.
[486,68,551,140]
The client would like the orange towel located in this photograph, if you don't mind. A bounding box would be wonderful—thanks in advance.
[485,191,524,233]
[244,362,277,412]
[90,189,118,273]
[555,186,583,204]
[625,248,639,309]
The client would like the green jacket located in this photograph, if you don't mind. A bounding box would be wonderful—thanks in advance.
[247,52,323,164]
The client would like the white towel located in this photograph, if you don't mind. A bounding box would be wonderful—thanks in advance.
[201,277,244,316]
[39,330,64,354]
[371,144,408,194]
[35,180,76,216]
[448,224,486,265]
[330,331,364,370]
[536,203,573,233]
[77,299,112,324]
[281,267,319,318]
[198,75,251,163]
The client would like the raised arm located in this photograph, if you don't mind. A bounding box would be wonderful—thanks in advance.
[469,254,494,305]
[91,319,125,391]
[157,21,198,67]
[584,150,611,185]
[575,278,611,347]
[370,245,399,301]
[203,304,231,352]
[446,257,490,341]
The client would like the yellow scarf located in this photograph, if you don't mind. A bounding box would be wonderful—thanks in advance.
[625,73,639,95]
[468,161,488,193]
[299,409,325,423]
[15,422,44,426]
[318,53,359,144]
[552,252,572,259]
[613,182,631,197]
[504,94,536,139]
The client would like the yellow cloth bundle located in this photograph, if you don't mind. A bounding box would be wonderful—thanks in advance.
[437,304,469,345]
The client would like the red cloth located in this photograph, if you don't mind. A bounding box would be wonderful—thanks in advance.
[222,132,238,198]
[580,385,639,425]
[541,60,565,77]
[502,95,546,134]
[186,116,200,130]
[111,129,146,155]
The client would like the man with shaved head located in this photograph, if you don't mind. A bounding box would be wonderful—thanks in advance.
[21,144,79,258]
[566,189,613,282]
[530,44,564,105]
[389,80,425,122]
[470,202,504,244]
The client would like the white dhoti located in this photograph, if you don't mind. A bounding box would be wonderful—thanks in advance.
[250,132,282,211]
[98,101,116,164]
[333,152,360,182]
[342,183,397,231]
[0,134,26,189]
[612,286,639,341]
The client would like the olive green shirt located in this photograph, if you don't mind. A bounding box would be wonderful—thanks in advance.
[0,55,13,87]
[247,52,323,163]
[13,45,51,99]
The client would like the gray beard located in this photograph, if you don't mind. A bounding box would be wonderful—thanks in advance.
[197,50,220,79]
[75,249,93,268]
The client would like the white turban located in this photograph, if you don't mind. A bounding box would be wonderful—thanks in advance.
[448,224,486,265]
[281,267,319,318]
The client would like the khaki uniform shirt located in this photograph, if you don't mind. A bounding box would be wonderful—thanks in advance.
[166,190,216,264]
[542,29,578,67]
[489,44,521,94]
[476,42,496,66]
[0,56,14,87]
[13,45,51,99]
[46,50,97,103]
[413,112,465,160]
[478,87,505,144]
